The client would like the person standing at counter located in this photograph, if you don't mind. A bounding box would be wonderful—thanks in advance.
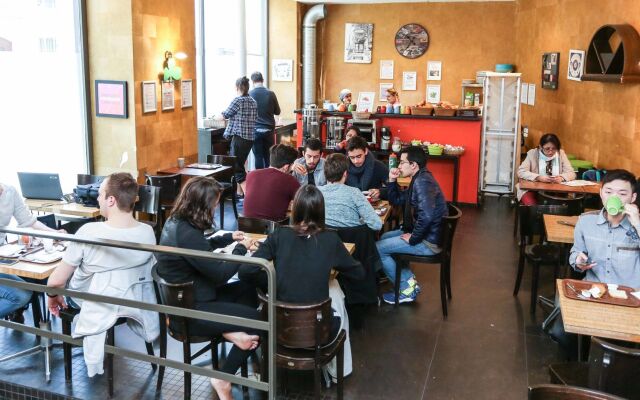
[385,88,401,110]
[345,136,389,201]
[516,133,576,205]
[249,72,281,169]
[219,76,258,196]
[339,88,352,109]
[292,138,326,187]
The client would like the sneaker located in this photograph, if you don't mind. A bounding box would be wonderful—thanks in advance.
[382,289,417,304]
[7,309,25,324]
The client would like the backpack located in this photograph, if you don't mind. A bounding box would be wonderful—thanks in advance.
[73,183,100,207]
[582,169,606,182]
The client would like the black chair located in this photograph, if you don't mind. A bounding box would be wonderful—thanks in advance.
[145,173,181,228]
[390,203,462,317]
[59,307,156,397]
[513,204,569,314]
[151,266,248,399]
[237,216,285,234]
[257,290,346,400]
[528,384,625,400]
[207,155,239,229]
[538,191,585,216]
[134,185,161,238]
[77,174,105,185]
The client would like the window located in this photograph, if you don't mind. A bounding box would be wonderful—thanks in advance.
[0,0,89,193]
[197,0,267,119]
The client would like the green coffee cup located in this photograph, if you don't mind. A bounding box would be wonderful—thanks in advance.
[606,195,623,216]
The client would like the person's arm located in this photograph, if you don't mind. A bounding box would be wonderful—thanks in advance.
[11,191,37,228]
[179,225,241,284]
[569,216,594,271]
[47,235,86,316]
[272,92,281,116]
[558,151,576,181]
[408,180,437,246]
[517,151,539,181]
[221,97,240,119]
[332,236,365,280]
[238,230,277,287]
[208,232,235,249]
[386,181,406,206]
[355,190,383,231]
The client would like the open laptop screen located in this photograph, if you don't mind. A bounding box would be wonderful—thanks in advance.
[17,172,64,200]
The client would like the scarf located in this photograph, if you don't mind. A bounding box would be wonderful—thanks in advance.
[538,150,559,177]
[346,152,375,191]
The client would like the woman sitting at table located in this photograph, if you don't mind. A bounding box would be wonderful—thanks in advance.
[155,176,260,400]
[517,133,576,205]
[239,185,364,380]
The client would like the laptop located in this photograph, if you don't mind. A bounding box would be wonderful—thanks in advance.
[17,172,64,200]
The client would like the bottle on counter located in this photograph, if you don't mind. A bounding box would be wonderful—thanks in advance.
[389,152,398,169]
[391,136,402,152]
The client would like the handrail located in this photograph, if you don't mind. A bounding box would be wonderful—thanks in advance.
[0,226,277,398]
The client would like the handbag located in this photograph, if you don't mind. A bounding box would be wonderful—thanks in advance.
[73,183,100,207]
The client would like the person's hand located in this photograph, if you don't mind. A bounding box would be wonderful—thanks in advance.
[551,176,564,184]
[575,252,596,271]
[389,168,401,182]
[47,294,67,317]
[369,189,381,201]
[232,231,245,241]
[400,233,412,243]
[247,240,260,252]
[624,203,640,228]
[338,140,347,149]
[239,237,256,249]
[292,163,307,176]
[536,175,553,183]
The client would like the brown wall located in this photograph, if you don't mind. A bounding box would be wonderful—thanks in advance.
[318,2,516,107]
[516,0,640,173]
[132,0,197,179]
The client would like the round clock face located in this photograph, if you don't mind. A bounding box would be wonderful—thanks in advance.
[395,24,429,59]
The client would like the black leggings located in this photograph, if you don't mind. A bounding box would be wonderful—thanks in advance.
[187,281,261,375]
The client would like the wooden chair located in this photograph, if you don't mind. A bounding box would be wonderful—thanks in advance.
[207,154,239,229]
[528,384,625,400]
[513,204,569,314]
[257,290,346,400]
[151,266,248,399]
[588,337,640,399]
[145,173,181,228]
[390,203,462,317]
[134,185,161,239]
[77,174,105,185]
[237,216,285,234]
[538,191,585,216]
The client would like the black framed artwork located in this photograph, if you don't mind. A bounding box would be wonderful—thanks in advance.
[95,80,128,118]
[542,52,560,90]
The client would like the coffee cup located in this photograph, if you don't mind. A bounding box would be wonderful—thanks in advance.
[43,238,55,253]
[178,157,185,168]
[605,195,623,216]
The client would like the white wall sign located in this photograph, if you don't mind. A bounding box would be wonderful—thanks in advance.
[380,60,394,79]
[402,71,417,91]
[426,84,440,103]
[272,59,293,82]
[181,79,193,108]
[427,61,442,81]
[141,81,156,113]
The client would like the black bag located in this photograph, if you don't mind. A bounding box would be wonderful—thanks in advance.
[73,183,100,207]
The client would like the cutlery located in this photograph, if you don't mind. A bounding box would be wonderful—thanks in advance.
[557,220,576,227]
[566,282,588,299]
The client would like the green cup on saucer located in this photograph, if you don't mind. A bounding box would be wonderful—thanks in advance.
[605,195,624,216]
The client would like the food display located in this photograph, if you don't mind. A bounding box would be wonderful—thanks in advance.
[433,101,459,116]
[563,279,640,307]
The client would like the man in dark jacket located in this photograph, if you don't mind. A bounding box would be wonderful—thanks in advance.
[345,136,388,201]
[376,146,448,304]
[249,71,281,169]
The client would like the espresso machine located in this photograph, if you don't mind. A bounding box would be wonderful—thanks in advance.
[302,104,322,146]
[325,116,345,149]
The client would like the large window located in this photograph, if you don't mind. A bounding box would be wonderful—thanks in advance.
[0,0,89,193]
[197,0,268,119]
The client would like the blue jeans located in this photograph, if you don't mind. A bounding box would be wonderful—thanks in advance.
[252,129,274,169]
[376,229,437,291]
[0,274,32,318]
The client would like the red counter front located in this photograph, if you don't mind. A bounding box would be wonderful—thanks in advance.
[295,112,482,204]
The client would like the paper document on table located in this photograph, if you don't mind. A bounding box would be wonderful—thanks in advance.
[22,249,64,263]
[0,244,22,257]
[631,292,640,300]
[560,180,598,187]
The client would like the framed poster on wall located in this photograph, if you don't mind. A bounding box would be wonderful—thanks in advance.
[141,81,156,113]
[95,80,128,118]
[542,52,560,90]
[162,82,175,111]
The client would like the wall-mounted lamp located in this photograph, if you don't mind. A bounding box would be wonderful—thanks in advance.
[163,50,184,81]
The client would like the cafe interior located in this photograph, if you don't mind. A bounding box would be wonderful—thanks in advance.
[1,0,640,399]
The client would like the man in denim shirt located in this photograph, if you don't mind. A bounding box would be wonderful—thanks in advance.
[292,138,326,186]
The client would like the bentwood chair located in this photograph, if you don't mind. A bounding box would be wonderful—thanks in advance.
[77,174,105,185]
[528,384,625,400]
[390,203,462,317]
[538,191,585,216]
[134,185,161,239]
[237,216,286,234]
[207,155,239,229]
[145,173,181,228]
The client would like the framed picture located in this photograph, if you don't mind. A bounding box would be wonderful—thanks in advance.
[379,83,393,102]
[95,80,128,118]
[427,61,442,81]
[542,52,560,90]
[161,82,175,111]
[402,71,417,91]
[567,49,585,81]
[380,60,394,79]
[426,84,441,104]
[344,23,373,64]
[181,79,193,108]
[141,81,156,113]
[356,92,376,112]
[272,59,293,81]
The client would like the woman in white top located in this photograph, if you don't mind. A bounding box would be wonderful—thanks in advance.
[516,133,576,205]
[0,183,62,320]
[385,87,400,110]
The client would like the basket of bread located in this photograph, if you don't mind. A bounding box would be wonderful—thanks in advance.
[443,145,465,156]
[433,101,459,117]
[411,101,434,116]
[352,109,371,120]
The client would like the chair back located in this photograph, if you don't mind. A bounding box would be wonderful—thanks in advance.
[77,174,105,185]
[528,384,625,400]
[145,174,181,206]
[151,265,195,338]
[257,290,333,349]
[441,203,462,260]
[587,337,640,399]
[207,155,236,183]
[237,216,282,234]
[538,191,585,216]
[135,185,161,216]
[36,214,58,230]
[518,204,569,244]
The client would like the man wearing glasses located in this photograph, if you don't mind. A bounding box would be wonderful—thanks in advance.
[376,146,448,304]
[345,136,389,201]
[292,138,326,186]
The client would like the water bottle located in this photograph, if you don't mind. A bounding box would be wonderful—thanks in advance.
[389,153,398,169]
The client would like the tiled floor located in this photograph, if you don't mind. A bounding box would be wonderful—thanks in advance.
[0,197,565,399]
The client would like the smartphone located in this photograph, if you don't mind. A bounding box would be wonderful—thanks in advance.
[0,258,18,266]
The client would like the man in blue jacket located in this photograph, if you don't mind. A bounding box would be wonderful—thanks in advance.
[377,146,448,304]
[249,72,281,169]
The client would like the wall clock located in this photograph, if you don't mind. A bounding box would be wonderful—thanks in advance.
[395,23,429,59]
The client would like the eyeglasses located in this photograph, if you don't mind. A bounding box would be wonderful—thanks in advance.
[398,160,412,166]
[541,146,557,153]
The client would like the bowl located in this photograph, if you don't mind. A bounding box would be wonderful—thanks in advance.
[351,111,371,120]
[495,64,514,73]
[427,144,444,156]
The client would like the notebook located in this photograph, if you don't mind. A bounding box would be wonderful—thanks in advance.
[17,172,64,200]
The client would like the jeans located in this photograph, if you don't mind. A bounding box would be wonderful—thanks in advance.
[252,129,274,169]
[0,274,32,318]
[229,135,254,184]
[376,229,437,291]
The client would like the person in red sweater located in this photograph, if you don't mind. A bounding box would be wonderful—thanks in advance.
[243,144,300,221]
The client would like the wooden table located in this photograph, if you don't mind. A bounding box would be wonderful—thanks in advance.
[519,180,601,195]
[25,199,101,219]
[157,165,231,179]
[557,279,640,343]
[0,258,60,280]
[248,233,355,255]
[543,214,578,244]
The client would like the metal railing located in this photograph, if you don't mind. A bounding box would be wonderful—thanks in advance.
[0,227,276,399]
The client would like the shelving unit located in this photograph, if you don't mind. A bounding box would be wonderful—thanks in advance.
[460,82,484,108]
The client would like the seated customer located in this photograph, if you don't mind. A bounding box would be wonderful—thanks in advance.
[517,133,575,205]
[376,146,448,304]
[318,153,382,231]
[345,136,389,201]
[243,144,300,221]
[240,185,364,379]
[334,126,360,154]
[46,173,159,377]
[154,176,259,400]
[292,138,326,186]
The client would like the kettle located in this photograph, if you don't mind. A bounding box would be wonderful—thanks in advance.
[380,127,391,150]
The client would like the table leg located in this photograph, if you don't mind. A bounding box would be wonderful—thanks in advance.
[452,156,459,204]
